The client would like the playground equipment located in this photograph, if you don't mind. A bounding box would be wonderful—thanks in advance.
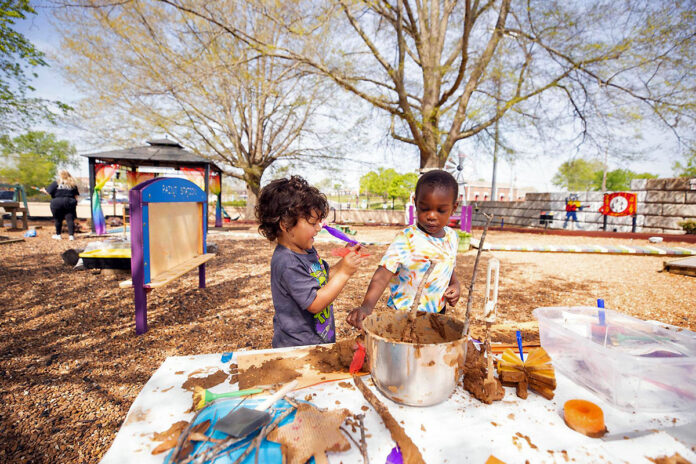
[663,256,696,277]
[0,183,29,230]
[119,177,215,334]
[221,205,240,223]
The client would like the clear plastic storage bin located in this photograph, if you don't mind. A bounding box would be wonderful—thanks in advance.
[534,306,696,412]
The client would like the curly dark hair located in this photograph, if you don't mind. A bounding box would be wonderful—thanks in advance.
[255,175,329,241]
[414,169,458,204]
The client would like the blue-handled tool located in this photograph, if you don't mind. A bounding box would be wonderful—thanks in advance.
[516,330,524,362]
[323,225,359,245]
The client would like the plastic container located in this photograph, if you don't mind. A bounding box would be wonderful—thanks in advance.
[456,230,471,252]
[534,306,696,412]
[79,240,131,269]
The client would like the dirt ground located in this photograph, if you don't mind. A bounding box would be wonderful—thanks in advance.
[0,222,694,462]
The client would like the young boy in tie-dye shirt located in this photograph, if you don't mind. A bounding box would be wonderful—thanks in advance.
[347,170,461,329]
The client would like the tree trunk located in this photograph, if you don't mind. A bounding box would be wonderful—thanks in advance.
[245,184,257,220]
[244,171,261,221]
[602,150,608,191]
[420,147,441,170]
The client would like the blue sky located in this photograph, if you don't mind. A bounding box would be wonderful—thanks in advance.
[14,4,684,191]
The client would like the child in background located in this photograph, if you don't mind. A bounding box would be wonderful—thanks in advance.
[347,170,461,329]
[256,176,367,348]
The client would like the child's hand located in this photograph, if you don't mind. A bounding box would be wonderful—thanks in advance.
[444,280,461,307]
[347,306,372,330]
[338,244,368,275]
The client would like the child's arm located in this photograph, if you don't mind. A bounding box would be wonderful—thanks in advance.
[306,248,365,314]
[444,271,461,307]
[346,266,396,329]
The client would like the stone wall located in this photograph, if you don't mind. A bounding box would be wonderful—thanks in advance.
[470,177,696,234]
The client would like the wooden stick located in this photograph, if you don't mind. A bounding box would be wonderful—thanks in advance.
[402,260,436,341]
[463,213,494,336]
[357,413,369,464]
[353,375,425,464]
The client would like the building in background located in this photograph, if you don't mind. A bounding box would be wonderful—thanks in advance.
[462,181,536,203]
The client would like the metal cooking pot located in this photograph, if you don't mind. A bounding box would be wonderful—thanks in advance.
[363,310,468,406]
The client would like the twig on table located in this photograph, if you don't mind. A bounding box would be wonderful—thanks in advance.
[353,375,425,464]
[341,427,361,453]
[340,414,368,464]
[229,405,296,464]
[463,212,494,336]
[171,397,250,464]
[358,413,369,464]
[175,400,296,464]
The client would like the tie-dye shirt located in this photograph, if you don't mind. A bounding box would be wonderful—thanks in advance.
[379,225,459,313]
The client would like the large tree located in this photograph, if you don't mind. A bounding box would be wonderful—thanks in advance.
[591,168,657,192]
[551,158,604,192]
[0,1,70,132]
[156,0,696,172]
[55,1,347,214]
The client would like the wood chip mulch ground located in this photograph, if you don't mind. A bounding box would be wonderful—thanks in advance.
[0,223,694,463]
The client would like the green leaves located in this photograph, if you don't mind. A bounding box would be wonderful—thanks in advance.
[0,0,70,133]
[552,157,658,191]
[0,131,77,191]
[359,168,416,203]
[552,159,603,191]
[672,149,696,178]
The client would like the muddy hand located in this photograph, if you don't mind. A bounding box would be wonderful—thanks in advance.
[444,283,461,307]
[347,306,371,330]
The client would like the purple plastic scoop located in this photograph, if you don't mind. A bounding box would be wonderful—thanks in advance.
[323,225,359,245]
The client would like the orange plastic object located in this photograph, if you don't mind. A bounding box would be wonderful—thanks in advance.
[330,247,370,258]
[563,399,607,438]
[485,456,506,464]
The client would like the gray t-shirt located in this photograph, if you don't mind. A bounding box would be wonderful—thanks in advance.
[270,244,336,348]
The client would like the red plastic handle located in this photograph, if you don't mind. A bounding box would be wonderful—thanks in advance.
[349,342,366,374]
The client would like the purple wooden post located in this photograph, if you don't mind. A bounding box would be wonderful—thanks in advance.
[134,286,148,335]
[129,188,148,335]
[461,205,472,233]
[199,264,206,288]
[467,205,473,232]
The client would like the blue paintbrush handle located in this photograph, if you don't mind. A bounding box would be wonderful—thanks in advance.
[516,330,524,362]
[323,225,359,245]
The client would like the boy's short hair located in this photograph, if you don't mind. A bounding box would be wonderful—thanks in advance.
[415,169,458,204]
[255,175,329,241]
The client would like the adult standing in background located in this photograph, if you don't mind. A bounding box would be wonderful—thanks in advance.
[40,170,80,240]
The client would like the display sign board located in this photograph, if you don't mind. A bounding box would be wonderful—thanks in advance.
[599,192,637,217]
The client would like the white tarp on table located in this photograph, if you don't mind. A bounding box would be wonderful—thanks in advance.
[100,348,696,464]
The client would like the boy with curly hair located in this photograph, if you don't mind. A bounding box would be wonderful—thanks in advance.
[256,176,367,348]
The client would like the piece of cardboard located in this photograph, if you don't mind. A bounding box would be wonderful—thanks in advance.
[236,344,362,390]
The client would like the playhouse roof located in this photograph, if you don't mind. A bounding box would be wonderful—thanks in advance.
[82,139,222,172]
